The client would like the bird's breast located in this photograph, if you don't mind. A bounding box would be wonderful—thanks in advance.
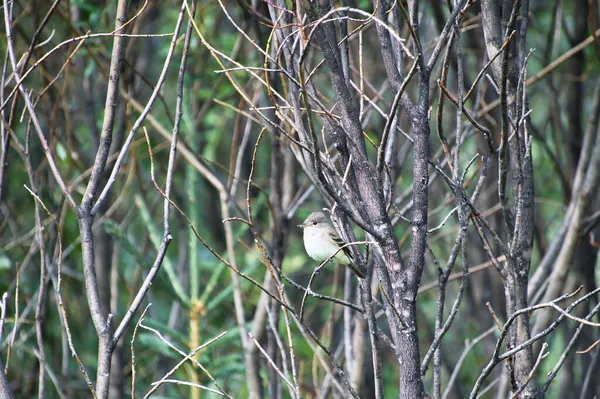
[303,229,349,264]
[303,230,332,261]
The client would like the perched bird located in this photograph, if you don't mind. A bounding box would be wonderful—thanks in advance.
[298,212,366,279]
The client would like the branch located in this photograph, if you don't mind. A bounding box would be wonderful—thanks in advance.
[2,0,77,209]
[81,0,129,210]
[469,286,600,398]
[91,1,187,216]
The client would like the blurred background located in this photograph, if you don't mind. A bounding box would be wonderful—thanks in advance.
[0,0,599,398]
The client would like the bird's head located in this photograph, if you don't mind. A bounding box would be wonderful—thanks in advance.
[297,211,328,228]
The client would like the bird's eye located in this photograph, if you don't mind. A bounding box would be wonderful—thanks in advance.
[313,222,317,225]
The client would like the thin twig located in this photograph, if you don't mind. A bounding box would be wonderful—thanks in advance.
[143,331,228,399]
[510,343,549,399]
[249,332,297,396]
[91,1,187,215]
[130,304,151,399]
[299,241,373,321]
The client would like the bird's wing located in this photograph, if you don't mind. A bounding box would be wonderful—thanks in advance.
[327,230,366,279]
[327,230,352,259]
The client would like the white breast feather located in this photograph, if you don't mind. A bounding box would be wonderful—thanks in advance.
[303,228,350,265]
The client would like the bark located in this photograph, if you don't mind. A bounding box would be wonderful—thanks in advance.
[480,1,540,397]
[0,360,13,399]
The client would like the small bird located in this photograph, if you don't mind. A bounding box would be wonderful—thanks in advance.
[298,212,366,279]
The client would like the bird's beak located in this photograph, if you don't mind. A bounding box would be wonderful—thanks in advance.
[297,223,307,228]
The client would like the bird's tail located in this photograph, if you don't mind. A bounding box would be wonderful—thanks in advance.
[346,260,366,279]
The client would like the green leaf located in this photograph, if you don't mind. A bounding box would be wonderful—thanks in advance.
[0,255,11,271]
[56,142,67,162]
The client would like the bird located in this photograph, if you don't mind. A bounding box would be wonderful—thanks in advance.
[297,211,366,279]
